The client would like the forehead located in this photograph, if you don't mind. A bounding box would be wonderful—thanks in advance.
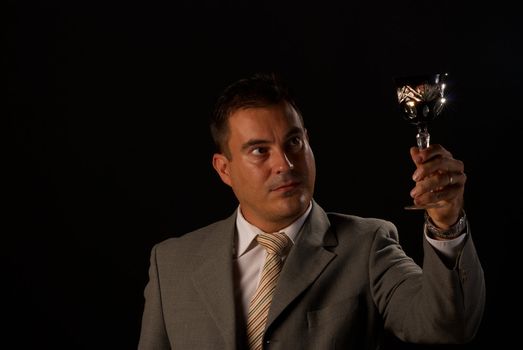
[228,102,304,132]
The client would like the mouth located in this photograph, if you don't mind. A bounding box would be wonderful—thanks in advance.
[271,181,301,192]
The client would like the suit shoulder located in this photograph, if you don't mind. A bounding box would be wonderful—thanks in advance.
[153,217,232,252]
[326,212,398,240]
[327,212,395,228]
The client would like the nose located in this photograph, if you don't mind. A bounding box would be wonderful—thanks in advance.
[275,150,294,174]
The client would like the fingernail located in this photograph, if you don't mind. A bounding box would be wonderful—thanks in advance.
[410,188,417,198]
[412,170,421,181]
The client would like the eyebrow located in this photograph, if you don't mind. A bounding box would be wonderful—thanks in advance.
[240,126,303,152]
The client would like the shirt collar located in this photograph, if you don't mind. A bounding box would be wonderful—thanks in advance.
[235,202,313,258]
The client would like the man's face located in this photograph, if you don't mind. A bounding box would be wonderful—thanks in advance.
[212,102,316,233]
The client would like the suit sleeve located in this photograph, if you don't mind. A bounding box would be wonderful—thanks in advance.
[370,222,486,344]
[138,244,171,350]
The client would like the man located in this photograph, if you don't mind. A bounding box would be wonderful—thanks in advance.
[138,72,485,349]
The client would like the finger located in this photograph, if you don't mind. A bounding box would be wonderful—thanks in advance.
[412,185,457,207]
[414,144,452,164]
[410,173,446,196]
[445,157,465,174]
[411,172,467,206]
[410,171,466,198]
[412,156,464,181]
[447,171,467,188]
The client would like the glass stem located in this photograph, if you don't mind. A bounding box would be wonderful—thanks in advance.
[416,125,430,150]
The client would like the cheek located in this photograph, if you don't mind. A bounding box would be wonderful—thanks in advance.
[304,155,316,183]
[247,167,271,184]
[232,162,269,185]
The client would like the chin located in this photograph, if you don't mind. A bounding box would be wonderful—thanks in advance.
[277,193,309,214]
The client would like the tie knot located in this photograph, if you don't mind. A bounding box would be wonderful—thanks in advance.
[256,232,292,256]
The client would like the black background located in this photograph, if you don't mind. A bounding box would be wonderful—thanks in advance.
[7,0,522,349]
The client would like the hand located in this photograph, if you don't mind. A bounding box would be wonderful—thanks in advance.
[409,144,466,228]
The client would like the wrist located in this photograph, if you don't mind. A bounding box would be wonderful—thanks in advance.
[425,210,467,239]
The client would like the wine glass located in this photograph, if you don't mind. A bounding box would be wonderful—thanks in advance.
[393,72,449,210]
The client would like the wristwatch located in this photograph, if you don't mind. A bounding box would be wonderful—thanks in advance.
[424,210,467,239]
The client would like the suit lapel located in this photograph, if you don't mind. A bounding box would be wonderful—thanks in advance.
[266,202,337,329]
[191,214,238,350]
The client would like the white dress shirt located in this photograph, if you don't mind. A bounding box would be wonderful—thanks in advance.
[233,203,312,322]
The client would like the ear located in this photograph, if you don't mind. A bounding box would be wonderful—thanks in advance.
[212,153,232,187]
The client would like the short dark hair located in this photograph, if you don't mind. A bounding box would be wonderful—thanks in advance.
[210,72,303,157]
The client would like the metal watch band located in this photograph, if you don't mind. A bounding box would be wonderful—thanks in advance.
[424,210,467,239]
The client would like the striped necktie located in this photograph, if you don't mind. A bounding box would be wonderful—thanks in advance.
[246,232,292,350]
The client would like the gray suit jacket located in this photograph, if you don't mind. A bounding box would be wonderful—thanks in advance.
[138,201,485,349]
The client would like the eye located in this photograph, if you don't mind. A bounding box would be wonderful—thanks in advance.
[287,136,303,150]
[251,146,269,156]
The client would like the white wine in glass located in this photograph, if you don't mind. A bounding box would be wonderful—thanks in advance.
[394,72,449,210]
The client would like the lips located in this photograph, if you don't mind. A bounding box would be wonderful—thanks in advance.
[271,181,300,192]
